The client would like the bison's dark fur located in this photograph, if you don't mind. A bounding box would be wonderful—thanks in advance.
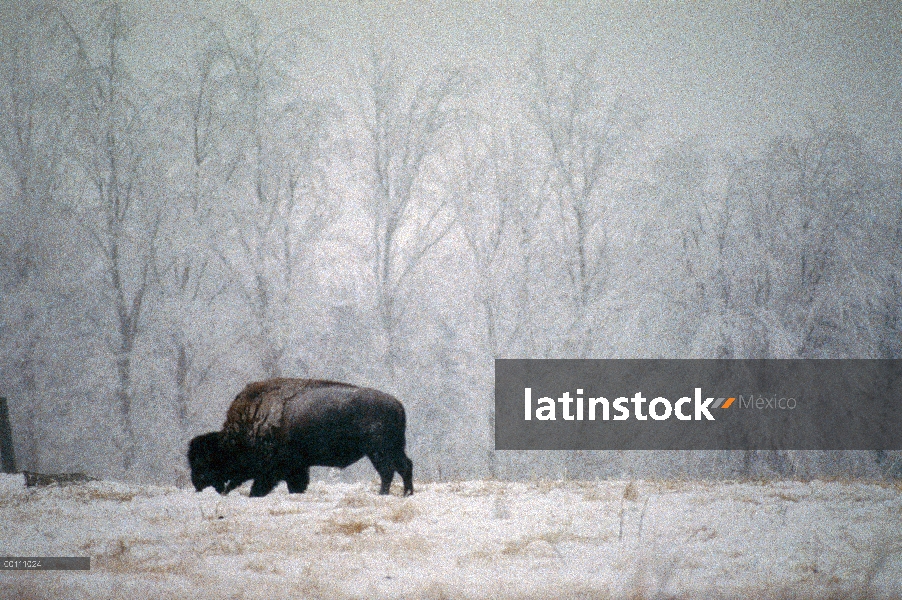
[188,378,413,497]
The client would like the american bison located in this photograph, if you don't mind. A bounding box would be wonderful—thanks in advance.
[188,378,413,497]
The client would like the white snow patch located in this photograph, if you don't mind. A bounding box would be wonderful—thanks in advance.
[2,475,901,599]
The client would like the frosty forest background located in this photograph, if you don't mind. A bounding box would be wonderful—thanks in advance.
[1,1,901,486]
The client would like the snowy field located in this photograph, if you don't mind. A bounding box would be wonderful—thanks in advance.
[2,473,901,599]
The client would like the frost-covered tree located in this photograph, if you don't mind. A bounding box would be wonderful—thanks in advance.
[60,1,169,470]
[356,47,472,376]
[648,124,898,361]
[643,127,902,478]
[645,140,751,357]
[148,12,258,437]
[527,44,646,357]
[209,6,338,379]
[454,128,549,476]
[0,1,76,469]
[728,124,891,358]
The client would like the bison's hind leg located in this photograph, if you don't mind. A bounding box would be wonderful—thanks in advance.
[399,454,414,496]
[369,451,413,495]
[285,467,310,494]
[368,451,396,495]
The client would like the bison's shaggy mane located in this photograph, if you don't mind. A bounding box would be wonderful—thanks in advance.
[223,378,360,443]
[239,378,358,399]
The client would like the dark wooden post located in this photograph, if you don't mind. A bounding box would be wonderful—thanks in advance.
[0,397,16,473]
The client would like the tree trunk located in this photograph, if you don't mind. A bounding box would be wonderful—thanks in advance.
[116,350,135,470]
[260,338,282,380]
[487,405,497,479]
[20,307,39,471]
[175,340,189,427]
[379,290,397,378]
[0,397,17,474]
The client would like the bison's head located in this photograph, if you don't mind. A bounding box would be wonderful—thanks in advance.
[187,431,231,493]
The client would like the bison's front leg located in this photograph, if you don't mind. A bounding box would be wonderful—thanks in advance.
[222,475,250,495]
[249,475,278,497]
[286,467,310,494]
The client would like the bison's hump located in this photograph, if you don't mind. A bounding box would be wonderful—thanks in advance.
[223,378,360,441]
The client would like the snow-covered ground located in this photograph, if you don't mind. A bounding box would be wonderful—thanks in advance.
[2,473,901,599]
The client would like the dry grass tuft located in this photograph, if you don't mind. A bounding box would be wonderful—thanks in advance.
[267,505,308,517]
[498,530,594,558]
[533,479,568,494]
[0,580,56,600]
[137,559,191,576]
[417,580,454,600]
[198,532,246,556]
[338,492,377,508]
[388,501,418,523]
[393,533,436,555]
[86,538,130,572]
[580,485,618,502]
[736,495,763,505]
[650,479,696,494]
[245,557,285,576]
[623,481,639,502]
[687,525,717,541]
[501,538,560,558]
[321,517,385,535]
[67,485,139,503]
[770,491,801,502]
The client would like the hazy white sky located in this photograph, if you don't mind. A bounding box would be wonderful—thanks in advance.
[134,1,902,153]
